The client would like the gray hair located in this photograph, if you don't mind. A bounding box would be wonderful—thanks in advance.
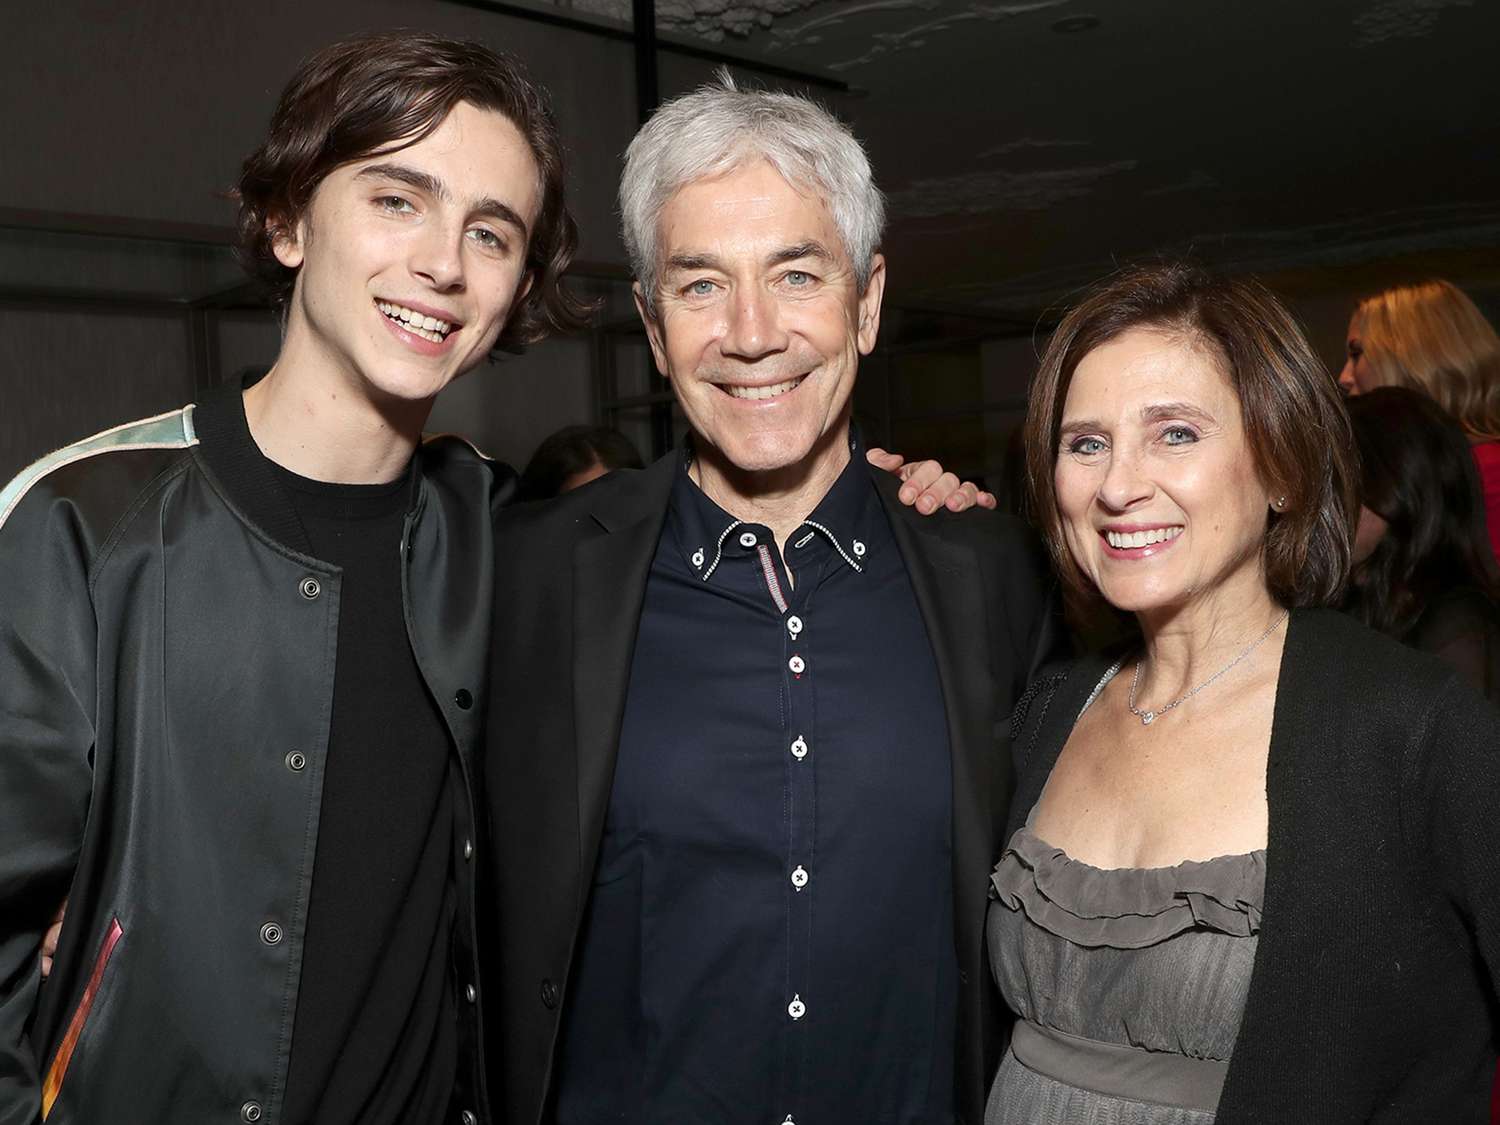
[620,72,886,314]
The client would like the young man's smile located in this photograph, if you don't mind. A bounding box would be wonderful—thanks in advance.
[374,297,462,346]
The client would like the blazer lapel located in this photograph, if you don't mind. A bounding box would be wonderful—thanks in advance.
[571,455,675,889]
[872,473,996,948]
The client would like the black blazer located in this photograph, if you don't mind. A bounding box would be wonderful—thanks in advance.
[484,450,1061,1125]
[1006,608,1500,1123]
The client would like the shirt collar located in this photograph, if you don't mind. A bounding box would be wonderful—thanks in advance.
[668,426,881,582]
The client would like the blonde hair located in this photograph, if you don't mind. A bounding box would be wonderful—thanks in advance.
[1353,280,1500,439]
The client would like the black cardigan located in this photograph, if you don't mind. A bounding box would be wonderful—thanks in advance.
[1004,607,1500,1123]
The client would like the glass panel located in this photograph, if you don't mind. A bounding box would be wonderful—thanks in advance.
[607,400,685,462]
[573,275,638,324]
[890,414,989,489]
[214,310,281,384]
[0,227,244,302]
[0,305,194,479]
[605,331,668,402]
[431,335,596,471]
[887,347,982,416]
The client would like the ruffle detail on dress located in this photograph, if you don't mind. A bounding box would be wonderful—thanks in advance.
[990,824,1264,950]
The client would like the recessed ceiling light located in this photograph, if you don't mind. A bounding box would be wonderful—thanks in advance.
[1052,15,1102,33]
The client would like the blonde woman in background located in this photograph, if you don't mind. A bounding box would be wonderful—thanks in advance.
[1340,279,1500,558]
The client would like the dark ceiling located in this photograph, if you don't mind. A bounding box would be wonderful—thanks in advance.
[554,0,1500,314]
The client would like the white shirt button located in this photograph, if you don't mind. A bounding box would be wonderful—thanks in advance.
[691,548,705,568]
[787,615,803,638]
[790,736,808,760]
[788,655,805,675]
[791,865,809,890]
[739,531,758,548]
[788,994,806,1020]
[852,539,866,557]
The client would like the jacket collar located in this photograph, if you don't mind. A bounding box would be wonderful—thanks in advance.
[578,447,678,535]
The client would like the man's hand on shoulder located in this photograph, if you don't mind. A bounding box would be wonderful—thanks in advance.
[866,448,998,514]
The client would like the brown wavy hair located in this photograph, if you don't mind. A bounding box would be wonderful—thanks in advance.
[235,31,591,352]
[1025,261,1359,612]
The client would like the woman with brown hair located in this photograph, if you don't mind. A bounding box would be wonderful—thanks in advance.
[1340,279,1500,558]
[1345,386,1500,701]
[987,262,1500,1123]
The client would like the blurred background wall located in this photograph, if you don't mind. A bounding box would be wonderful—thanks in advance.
[4,0,1498,486]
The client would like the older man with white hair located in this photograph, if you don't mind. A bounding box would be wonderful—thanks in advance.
[485,77,1061,1125]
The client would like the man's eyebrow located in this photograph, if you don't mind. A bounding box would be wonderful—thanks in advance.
[355,162,437,194]
[663,253,722,274]
[354,162,531,238]
[470,195,531,239]
[662,243,835,276]
[767,241,833,267]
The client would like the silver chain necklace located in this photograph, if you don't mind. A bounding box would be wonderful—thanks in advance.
[1127,610,1289,726]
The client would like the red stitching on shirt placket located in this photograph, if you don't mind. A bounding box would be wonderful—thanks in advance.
[755,544,789,614]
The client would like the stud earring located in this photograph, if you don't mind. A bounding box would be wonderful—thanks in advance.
[1273,495,1287,511]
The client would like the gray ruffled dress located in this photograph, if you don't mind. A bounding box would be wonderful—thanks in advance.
[984,817,1265,1124]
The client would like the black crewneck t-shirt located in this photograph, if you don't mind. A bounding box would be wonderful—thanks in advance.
[273,460,458,1125]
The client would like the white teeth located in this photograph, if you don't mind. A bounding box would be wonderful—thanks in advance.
[1105,526,1182,549]
[723,376,805,401]
[376,301,452,339]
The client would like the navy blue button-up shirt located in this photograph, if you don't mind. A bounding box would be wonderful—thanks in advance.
[554,434,958,1125]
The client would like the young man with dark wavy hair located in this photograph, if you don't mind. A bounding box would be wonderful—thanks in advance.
[0,32,586,1125]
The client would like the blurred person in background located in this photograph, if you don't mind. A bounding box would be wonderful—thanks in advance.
[996,261,1500,1123]
[1344,386,1500,700]
[514,424,644,500]
[1340,279,1500,559]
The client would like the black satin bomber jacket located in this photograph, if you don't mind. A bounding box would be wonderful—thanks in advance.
[0,388,505,1125]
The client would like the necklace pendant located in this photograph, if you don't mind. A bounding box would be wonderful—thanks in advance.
[1140,710,1156,726]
